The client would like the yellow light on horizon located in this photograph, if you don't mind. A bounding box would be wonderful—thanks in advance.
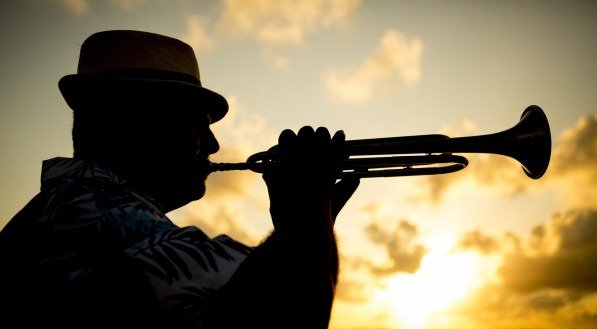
[373,237,488,328]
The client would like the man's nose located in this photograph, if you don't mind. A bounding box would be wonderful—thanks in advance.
[204,129,220,154]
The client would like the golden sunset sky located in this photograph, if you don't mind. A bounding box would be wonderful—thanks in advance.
[1,1,596,328]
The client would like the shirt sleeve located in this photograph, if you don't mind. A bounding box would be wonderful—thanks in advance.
[126,226,253,324]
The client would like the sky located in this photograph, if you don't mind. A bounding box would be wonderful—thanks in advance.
[1,1,596,328]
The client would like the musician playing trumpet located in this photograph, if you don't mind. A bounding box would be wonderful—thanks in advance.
[0,30,359,329]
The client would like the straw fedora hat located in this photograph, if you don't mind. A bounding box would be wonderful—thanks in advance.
[59,30,228,122]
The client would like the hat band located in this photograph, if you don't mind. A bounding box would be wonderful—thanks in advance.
[86,68,202,86]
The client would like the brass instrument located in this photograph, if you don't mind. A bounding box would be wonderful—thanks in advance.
[209,105,551,179]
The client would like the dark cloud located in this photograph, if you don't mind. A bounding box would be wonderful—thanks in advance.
[456,229,500,254]
[453,283,596,329]
[499,209,597,295]
[550,114,597,177]
[364,219,427,274]
[446,208,597,329]
[525,291,569,312]
[547,114,597,207]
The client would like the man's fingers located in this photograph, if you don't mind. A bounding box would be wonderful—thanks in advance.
[297,126,315,140]
[278,129,296,145]
[331,130,345,144]
[315,127,331,143]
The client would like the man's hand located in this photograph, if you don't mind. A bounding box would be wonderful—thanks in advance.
[209,127,359,328]
[263,126,359,232]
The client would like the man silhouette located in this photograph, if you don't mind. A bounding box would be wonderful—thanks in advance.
[0,30,359,328]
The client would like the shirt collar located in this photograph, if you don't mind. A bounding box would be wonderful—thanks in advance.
[41,157,165,212]
[41,157,127,185]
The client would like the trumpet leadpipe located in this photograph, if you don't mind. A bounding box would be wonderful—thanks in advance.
[209,161,266,173]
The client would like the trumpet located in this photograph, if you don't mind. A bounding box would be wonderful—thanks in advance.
[209,105,551,179]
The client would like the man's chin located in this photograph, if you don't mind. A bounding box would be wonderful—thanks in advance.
[182,175,207,200]
[192,172,211,198]
[161,178,206,211]
[190,184,207,201]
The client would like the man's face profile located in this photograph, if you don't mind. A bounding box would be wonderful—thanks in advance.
[140,98,220,209]
[79,93,220,211]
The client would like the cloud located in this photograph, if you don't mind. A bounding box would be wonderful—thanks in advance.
[52,0,163,15]
[525,290,570,312]
[549,114,597,176]
[52,0,360,68]
[210,96,277,161]
[181,0,360,67]
[499,209,597,295]
[547,114,597,207]
[415,114,597,205]
[107,0,165,11]
[456,284,596,329]
[456,208,597,298]
[335,207,597,327]
[216,0,360,46]
[183,15,216,53]
[324,29,423,104]
[56,0,89,15]
[456,229,500,255]
[445,208,597,328]
[359,204,428,274]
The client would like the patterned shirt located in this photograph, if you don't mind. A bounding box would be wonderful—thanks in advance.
[1,157,252,327]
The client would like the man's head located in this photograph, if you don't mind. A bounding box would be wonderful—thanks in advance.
[61,30,227,211]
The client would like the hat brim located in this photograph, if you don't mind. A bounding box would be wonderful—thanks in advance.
[58,74,228,123]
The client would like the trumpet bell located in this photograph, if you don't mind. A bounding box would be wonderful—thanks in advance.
[508,105,551,179]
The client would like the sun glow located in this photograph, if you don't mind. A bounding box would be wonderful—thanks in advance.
[374,237,488,328]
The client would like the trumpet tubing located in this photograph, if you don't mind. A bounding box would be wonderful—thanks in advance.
[209,105,551,179]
